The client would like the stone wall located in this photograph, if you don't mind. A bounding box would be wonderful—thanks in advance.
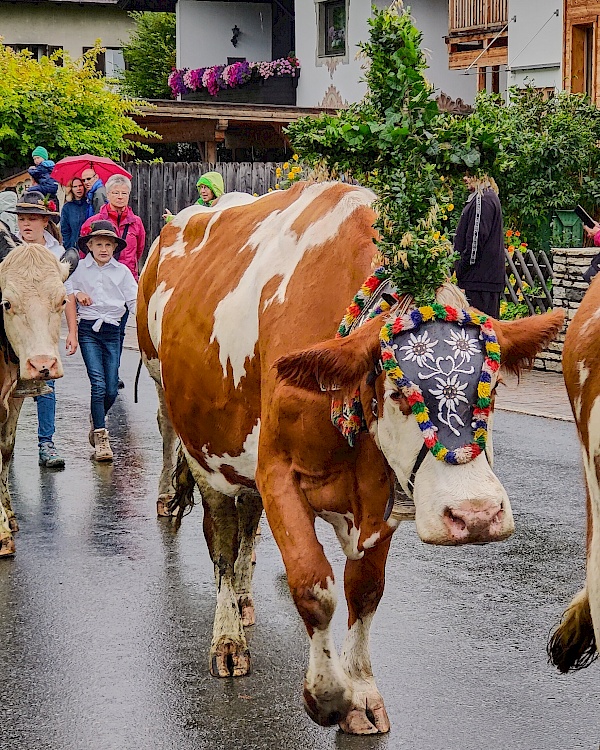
[534,247,597,372]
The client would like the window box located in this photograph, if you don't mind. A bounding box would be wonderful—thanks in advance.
[182,74,299,105]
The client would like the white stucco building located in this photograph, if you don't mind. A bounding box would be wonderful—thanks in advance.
[0,0,137,75]
[174,0,475,108]
[507,1,562,93]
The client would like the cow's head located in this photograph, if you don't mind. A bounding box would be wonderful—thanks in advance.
[276,286,564,546]
[0,229,78,381]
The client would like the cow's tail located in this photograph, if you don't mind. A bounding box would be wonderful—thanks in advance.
[548,587,598,672]
[167,445,196,530]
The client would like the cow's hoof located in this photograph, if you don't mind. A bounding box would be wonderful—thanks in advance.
[339,702,391,735]
[8,517,18,533]
[210,640,251,678]
[0,536,16,557]
[156,494,174,517]
[303,685,350,727]
[238,595,255,627]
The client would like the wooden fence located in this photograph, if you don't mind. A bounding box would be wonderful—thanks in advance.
[128,161,281,250]
[502,247,554,314]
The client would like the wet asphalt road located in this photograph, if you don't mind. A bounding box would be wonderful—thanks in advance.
[0,348,598,750]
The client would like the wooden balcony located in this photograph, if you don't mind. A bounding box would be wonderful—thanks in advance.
[447,0,509,71]
[450,0,507,35]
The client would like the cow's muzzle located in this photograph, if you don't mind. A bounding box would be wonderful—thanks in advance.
[441,500,512,545]
[25,356,61,380]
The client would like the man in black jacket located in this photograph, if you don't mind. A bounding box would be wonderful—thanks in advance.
[454,175,505,318]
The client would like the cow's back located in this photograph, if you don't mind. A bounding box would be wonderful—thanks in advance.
[138,181,378,485]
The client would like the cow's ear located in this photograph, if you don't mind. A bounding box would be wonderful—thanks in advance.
[59,247,79,280]
[275,315,383,392]
[493,309,565,376]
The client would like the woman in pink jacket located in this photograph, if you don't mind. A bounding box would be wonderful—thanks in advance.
[79,174,146,387]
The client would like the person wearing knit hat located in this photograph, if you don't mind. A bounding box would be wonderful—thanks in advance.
[196,171,224,206]
[27,146,59,212]
[32,146,49,165]
[162,171,225,222]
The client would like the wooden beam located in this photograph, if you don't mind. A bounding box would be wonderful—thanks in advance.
[478,67,487,92]
[491,65,500,94]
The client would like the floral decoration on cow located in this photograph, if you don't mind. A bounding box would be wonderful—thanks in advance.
[380,305,501,465]
[168,56,301,98]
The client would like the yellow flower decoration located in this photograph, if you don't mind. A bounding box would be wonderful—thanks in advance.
[440,175,445,182]
[292,154,299,161]
[283,162,290,170]
[447,203,454,211]
[275,184,280,190]
[432,231,440,240]
[275,167,282,177]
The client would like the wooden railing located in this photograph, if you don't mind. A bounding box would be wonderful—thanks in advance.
[449,0,508,33]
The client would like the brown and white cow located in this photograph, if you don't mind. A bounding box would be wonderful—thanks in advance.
[137,182,564,734]
[0,226,78,555]
[548,278,600,672]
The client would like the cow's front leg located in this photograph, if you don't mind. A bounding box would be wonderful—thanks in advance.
[153,379,179,517]
[0,397,22,545]
[259,467,353,726]
[194,474,250,677]
[233,490,262,627]
[339,540,392,735]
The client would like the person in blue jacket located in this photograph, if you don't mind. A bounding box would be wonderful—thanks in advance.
[60,177,88,249]
[26,146,60,210]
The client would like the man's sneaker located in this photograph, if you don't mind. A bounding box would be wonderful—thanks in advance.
[93,428,113,462]
[39,442,65,469]
[118,379,125,390]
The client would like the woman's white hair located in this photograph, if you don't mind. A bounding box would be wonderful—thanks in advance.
[105,174,132,193]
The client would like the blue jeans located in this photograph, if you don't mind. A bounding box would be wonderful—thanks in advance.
[79,319,121,430]
[36,380,55,447]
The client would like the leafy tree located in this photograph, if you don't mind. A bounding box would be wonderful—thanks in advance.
[0,44,154,169]
[120,12,176,99]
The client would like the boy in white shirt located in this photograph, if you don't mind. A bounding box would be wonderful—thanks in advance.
[71,221,137,461]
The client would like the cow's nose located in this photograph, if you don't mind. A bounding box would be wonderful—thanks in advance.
[442,501,505,544]
[26,356,59,380]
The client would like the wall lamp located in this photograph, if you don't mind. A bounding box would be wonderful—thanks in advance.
[231,25,241,47]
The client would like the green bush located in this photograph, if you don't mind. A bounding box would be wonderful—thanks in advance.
[0,43,154,169]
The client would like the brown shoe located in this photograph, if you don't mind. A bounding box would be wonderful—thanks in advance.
[93,428,113,462]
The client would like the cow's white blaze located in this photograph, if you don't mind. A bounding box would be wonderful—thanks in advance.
[0,244,70,379]
[374,376,513,544]
[580,394,600,644]
[211,184,376,387]
[147,281,174,352]
[182,421,260,496]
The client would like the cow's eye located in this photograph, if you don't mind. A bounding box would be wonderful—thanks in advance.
[2,300,11,311]
[61,299,67,306]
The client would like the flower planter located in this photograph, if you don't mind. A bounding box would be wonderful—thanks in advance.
[182,75,298,106]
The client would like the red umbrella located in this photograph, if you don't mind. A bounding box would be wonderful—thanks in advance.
[51,154,131,186]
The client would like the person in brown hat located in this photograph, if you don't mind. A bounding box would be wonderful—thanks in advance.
[9,191,78,468]
[70,221,137,461]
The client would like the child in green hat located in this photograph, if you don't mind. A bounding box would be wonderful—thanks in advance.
[162,171,225,221]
